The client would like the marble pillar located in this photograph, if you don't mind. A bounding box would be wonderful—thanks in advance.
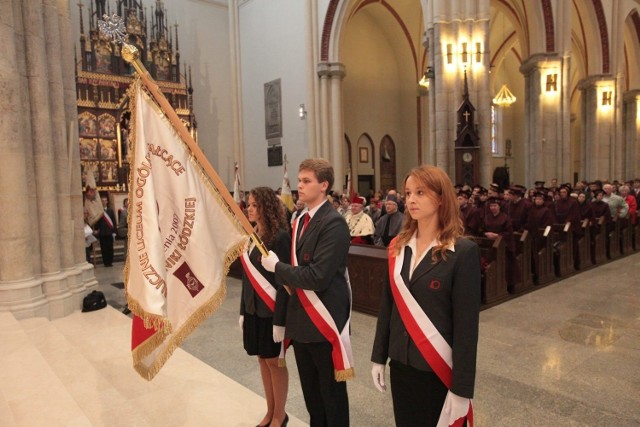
[520,53,570,186]
[329,63,346,193]
[0,0,97,320]
[317,62,331,159]
[579,75,617,181]
[622,90,640,179]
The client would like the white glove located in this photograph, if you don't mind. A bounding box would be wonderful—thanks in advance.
[371,363,387,392]
[238,315,244,331]
[260,250,280,272]
[437,391,471,427]
[272,325,285,343]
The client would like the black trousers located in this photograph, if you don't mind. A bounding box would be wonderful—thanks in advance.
[98,235,114,266]
[293,341,349,427]
[389,360,454,427]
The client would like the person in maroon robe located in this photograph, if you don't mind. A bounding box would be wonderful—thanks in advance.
[458,190,480,236]
[506,186,530,232]
[577,192,593,221]
[552,184,582,268]
[526,192,555,283]
[591,189,612,224]
[482,197,519,291]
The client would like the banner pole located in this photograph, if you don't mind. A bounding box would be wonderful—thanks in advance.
[121,44,268,257]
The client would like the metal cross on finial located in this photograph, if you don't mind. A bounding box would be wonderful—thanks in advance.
[98,13,126,44]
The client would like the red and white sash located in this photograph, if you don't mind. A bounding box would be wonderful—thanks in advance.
[291,215,355,381]
[240,245,289,364]
[103,211,114,230]
[240,250,276,312]
[388,243,473,427]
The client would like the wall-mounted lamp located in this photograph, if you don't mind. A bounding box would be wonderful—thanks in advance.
[446,43,453,65]
[601,90,612,107]
[475,42,482,63]
[545,73,558,92]
[298,104,307,119]
[460,42,469,64]
[418,66,434,89]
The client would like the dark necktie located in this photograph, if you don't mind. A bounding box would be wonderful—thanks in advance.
[298,213,310,240]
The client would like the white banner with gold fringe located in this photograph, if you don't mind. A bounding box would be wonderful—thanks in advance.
[125,80,248,380]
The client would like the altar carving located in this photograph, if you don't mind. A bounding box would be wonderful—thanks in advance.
[76,0,197,191]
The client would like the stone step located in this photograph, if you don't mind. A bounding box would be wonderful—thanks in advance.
[4,307,307,426]
[0,312,91,426]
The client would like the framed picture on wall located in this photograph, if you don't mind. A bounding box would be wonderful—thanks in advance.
[359,147,368,163]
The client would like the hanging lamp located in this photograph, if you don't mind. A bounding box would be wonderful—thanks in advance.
[493,83,516,107]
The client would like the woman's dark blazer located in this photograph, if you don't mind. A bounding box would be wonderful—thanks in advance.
[371,237,481,398]
[240,228,291,326]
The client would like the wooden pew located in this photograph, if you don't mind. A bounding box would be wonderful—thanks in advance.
[620,218,634,254]
[576,219,592,270]
[532,226,555,286]
[512,231,533,293]
[347,244,388,316]
[591,217,608,265]
[552,222,575,278]
[608,219,621,259]
[470,236,508,305]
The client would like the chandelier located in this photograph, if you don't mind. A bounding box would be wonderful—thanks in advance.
[493,84,516,107]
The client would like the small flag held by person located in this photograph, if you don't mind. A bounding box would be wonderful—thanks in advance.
[233,162,242,206]
[280,155,295,212]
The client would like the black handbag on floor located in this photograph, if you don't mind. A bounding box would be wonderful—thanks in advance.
[82,290,107,312]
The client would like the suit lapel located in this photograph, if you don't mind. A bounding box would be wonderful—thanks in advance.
[408,249,440,286]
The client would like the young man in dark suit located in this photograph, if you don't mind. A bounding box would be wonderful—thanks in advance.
[261,158,352,427]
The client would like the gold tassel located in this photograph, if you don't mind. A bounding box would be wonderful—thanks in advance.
[334,368,355,382]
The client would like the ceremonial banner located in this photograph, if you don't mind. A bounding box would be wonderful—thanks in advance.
[125,80,248,380]
[280,163,295,212]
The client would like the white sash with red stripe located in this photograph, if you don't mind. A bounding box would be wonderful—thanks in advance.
[240,249,276,312]
[103,211,114,230]
[291,215,355,381]
[389,244,473,427]
[240,244,289,364]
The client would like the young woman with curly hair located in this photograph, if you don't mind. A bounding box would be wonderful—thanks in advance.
[371,165,481,427]
[239,186,291,427]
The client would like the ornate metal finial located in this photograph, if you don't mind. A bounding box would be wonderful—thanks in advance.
[98,13,126,44]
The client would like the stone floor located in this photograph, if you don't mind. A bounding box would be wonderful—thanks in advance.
[2,252,640,426]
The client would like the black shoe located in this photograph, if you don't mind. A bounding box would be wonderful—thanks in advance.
[122,305,131,315]
[281,414,289,427]
[256,421,271,427]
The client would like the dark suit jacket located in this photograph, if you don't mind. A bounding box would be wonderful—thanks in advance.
[371,238,481,398]
[240,229,291,326]
[96,208,115,236]
[275,201,351,343]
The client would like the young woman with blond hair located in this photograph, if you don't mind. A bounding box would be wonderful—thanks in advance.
[371,165,481,427]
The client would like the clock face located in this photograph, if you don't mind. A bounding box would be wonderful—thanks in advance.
[463,152,473,163]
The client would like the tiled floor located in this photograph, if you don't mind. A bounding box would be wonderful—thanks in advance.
[2,252,640,426]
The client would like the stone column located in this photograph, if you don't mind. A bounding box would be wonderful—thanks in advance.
[0,0,48,318]
[579,75,617,181]
[23,0,75,318]
[317,62,331,159]
[329,62,346,193]
[57,0,98,298]
[428,11,491,185]
[520,53,570,186]
[622,90,640,179]
[0,0,97,319]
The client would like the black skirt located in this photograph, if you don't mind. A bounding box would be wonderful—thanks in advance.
[242,313,281,358]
